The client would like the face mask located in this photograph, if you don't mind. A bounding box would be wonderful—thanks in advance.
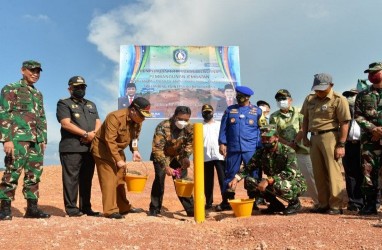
[202,113,213,121]
[347,96,356,106]
[263,142,276,149]
[175,120,188,130]
[72,89,85,99]
[236,94,248,104]
[277,100,289,110]
[368,72,382,84]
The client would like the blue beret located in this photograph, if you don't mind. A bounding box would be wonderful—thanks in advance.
[235,86,254,96]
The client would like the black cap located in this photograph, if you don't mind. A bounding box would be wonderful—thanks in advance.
[131,97,152,117]
[257,100,270,108]
[275,89,291,99]
[68,76,87,86]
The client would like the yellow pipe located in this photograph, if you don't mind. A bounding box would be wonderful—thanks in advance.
[193,123,205,223]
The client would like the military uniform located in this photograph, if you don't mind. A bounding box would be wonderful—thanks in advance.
[301,87,350,212]
[149,118,194,215]
[56,96,100,216]
[0,79,47,201]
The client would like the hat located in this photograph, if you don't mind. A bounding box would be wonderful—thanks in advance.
[22,60,42,71]
[275,89,291,99]
[342,88,358,97]
[260,124,278,137]
[68,76,87,86]
[256,100,270,108]
[126,82,136,88]
[311,73,333,91]
[224,84,234,90]
[201,104,213,112]
[131,97,152,117]
[364,62,382,73]
[235,86,254,96]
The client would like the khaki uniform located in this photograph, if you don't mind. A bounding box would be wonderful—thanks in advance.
[301,89,350,209]
[91,108,141,215]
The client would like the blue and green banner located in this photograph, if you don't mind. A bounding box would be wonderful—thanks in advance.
[119,45,241,119]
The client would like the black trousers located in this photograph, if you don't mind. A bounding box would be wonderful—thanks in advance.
[204,160,225,206]
[60,152,95,215]
[342,141,364,208]
[149,160,194,213]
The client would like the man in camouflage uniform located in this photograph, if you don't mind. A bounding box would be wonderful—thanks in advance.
[354,62,382,215]
[149,106,194,217]
[0,60,50,220]
[229,125,307,215]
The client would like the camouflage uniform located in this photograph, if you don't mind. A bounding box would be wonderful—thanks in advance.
[237,142,307,201]
[0,79,47,200]
[149,118,194,215]
[354,85,382,213]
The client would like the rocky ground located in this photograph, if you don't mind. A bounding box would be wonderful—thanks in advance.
[0,163,381,250]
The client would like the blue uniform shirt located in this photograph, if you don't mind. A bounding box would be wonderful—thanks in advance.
[218,104,262,153]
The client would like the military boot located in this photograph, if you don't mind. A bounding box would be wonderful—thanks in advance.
[261,193,285,214]
[282,199,301,215]
[359,194,378,216]
[0,200,12,220]
[24,199,51,219]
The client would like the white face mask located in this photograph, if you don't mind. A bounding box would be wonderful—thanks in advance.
[347,96,356,106]
[175,120,188,130]
[277,100,289,110]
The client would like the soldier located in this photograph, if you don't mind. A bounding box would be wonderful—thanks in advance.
[0,60,50,220]
[217,86,265,211]
[149,106,194,217]
[354,62,382,215]
[229,125,307,215]
[301,73,350,215]
[56,76,102,217]
[269,89,318,207]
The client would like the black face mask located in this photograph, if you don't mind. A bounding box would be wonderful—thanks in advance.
[72,89,85,99]
[236,94,247,104]
[202,113,213,121]
[263,142,276,150]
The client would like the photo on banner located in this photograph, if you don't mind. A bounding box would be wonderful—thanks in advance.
[119,45,241,119]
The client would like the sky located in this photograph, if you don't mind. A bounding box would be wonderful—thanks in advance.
[0,0,381,166]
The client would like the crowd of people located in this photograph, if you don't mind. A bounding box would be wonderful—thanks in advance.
[0,60,381,226]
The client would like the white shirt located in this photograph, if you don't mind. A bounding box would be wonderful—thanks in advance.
[203,120,225,162]
[348,120,361,141]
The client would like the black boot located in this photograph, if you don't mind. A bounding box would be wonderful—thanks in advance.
[261,192,285,214]
[24,199,51,219]
[215,191,234,212]
[0,200,12,220]
[359,194,378,215]
[283,199,301,215]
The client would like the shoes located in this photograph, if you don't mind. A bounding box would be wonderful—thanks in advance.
[205,204,213,210]
[148,210,159,217]
[68,211,84,217]
[327,209,343,215]
[186,211,194,217]
[129,208,144,213]
[252,204,259,211]
[255,197,267,206]
[107,213,125,219]
[358,206,378,215]
[260,204,285,215]
[310,206,329,214]
[282,199,301,216]
[82,210,101,217]
[347,204,361,212]
[215,203,232,212]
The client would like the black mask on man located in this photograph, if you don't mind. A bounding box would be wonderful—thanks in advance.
[72,89,85,99]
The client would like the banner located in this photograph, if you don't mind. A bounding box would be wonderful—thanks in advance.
[119,45,241,119]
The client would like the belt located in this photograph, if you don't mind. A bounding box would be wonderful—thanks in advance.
[310,128,338,136]
[347,140,360,144]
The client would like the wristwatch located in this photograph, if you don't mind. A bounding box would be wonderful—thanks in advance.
[83,132,89,138]
[336,141,346,148]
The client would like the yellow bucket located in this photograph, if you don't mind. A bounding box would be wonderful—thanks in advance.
[228,199,255,218]
[125,174,148,193]
[174,179,194,197]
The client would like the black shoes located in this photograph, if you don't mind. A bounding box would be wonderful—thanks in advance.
[107,213,125,219]
[205,204,213,210]
[358,206,378,215]
[129,207,144,213]
[215,203,232,212]
[310,206,329,214]
[82,210,101,217]
[347,204,361,212]
[186,211,194,217]
[282,199,301,216]
[0,200,12,220]
[68,211,84,217]
[24,200,51,219]
[148,210,160,217]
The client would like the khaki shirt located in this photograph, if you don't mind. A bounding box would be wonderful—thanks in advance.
[91,108,141,164]
[300,89,350,132]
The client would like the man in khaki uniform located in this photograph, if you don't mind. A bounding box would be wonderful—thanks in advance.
[301,73,350,215]
[91,97,152,219]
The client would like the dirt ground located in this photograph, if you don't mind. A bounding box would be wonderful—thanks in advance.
[0,163,381,250]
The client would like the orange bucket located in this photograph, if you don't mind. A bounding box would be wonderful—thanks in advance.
[174,179,194,197]
[228,199,255,218]
[125,174,148,193]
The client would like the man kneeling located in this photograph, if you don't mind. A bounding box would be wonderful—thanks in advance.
[229,125,307,215]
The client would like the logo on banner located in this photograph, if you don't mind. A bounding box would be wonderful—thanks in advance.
[173,49,188,64]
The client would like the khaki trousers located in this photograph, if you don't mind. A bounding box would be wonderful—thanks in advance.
[93,156,131,216]
[310,131,345,209]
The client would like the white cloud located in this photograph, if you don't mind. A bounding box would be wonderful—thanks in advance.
[23,14,50,22]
